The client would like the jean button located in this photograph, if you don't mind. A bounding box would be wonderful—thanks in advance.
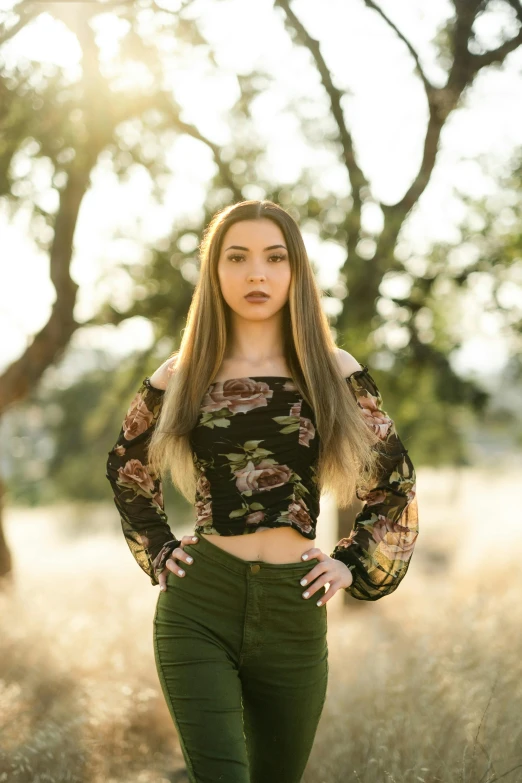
[250,564,261,574]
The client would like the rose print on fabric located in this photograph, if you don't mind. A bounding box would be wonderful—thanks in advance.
[330,365,419,600]
[372,515,418,562]
[298,415,315,447]
[123,391,158,439]
[195,499,213,527]
[112,457,166,518]
[289,401,300,417]
[106,378,183,586]
[210,435,312,526]
[355,451,414,503]
[235,459,292,494]
[193,463,218,529]
[196,470,212,500]
[117,458,155,496]
[286,496,314,534]
[237,495,313,534]
[336,509,417,566]
[198,378,274,429]
[347,370,393,441]
[357,395,393,439]
[216,438,282,480]
[216,437,310,499]
[244,510,266,525]
[336,529,358,550]
[224,453,294,523]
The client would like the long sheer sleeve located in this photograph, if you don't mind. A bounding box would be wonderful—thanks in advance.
[105,377,182,586]
[330,365,419,601]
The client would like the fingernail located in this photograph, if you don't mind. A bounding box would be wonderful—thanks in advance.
[302,554,308,560]
[186,556,193,563]
[303,591,309,598]
[179,569,185,576]
[317,600,322,606]
[300,578,307,585]
[192,536,198,542]
[160,586,166,591]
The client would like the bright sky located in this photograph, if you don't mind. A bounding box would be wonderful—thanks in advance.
[1,0,521,379]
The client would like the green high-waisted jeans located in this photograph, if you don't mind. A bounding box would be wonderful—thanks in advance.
[153,533,329,783]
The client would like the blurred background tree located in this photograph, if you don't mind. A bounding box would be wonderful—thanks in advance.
[1,0,521,581]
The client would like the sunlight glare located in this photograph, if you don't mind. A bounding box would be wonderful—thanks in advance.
[6,12,80,69]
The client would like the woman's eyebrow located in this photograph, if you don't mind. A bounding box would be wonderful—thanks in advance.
[224,244,287,251]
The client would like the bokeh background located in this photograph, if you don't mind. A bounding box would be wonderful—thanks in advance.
[1,0,522,781]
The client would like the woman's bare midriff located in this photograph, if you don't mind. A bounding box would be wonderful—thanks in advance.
[199,526,314,563]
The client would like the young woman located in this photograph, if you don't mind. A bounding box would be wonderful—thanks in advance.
[105,200,419,783]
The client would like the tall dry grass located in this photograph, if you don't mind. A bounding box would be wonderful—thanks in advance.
[1,466,521,782]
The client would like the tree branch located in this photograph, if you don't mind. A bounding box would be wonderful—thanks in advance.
[363,0,437,98]
[472,26,522,67]
[335,0,522,334]
[0,11,110,413]
[274,0,368,232]
[0,153,100,412]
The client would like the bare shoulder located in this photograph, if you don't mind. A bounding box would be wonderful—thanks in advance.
[149,353,179,390]
[334,348,363,378]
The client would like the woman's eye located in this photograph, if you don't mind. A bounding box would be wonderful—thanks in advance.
[226,254,287,262]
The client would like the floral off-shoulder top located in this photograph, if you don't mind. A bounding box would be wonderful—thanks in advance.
[105,366,419,600]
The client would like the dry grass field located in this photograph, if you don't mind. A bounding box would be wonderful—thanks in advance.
[1,465,521,783]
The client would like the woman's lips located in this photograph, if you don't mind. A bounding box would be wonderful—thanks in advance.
[245,294,270,302]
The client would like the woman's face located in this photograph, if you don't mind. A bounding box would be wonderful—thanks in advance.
[217,218,291,321]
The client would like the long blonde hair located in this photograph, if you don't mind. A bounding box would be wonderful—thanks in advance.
[148,199,381,508]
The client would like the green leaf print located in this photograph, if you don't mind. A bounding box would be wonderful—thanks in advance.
[222,452,245,463]
[212,419,232,428]
[279,424,300,434]
[272,415,299,425]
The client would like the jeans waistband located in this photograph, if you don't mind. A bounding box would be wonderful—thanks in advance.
[185,533,319,579]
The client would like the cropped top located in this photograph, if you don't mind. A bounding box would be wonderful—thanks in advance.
[105,366,419,600]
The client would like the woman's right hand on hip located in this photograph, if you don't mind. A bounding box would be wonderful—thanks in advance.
[158,535,199,591]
